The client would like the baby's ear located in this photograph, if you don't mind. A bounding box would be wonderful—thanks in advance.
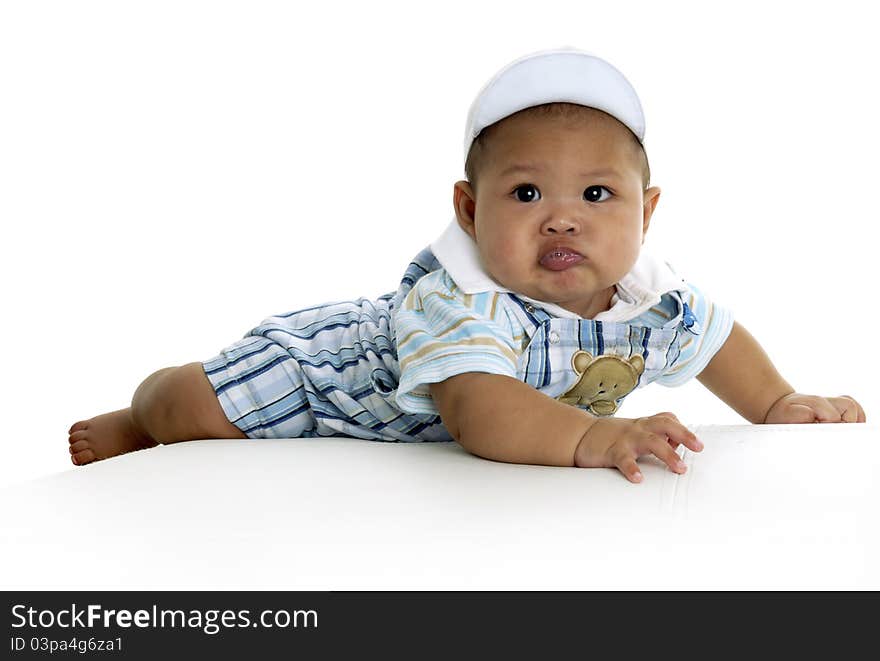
[453,180,477,238]
[642,186,661,238]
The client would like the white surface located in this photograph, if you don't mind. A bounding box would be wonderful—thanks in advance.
[1,1,878,491]
[2,423,877,590]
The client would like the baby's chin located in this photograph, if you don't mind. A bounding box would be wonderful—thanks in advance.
[531,267,608,292]
[486,258,621,302]
[504,278,615,310]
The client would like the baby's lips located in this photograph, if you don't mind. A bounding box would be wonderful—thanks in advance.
[539,247,584,267]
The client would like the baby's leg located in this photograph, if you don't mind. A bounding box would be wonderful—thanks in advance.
[67,362,246,466]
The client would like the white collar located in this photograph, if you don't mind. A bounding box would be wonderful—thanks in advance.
[430,218,687,322]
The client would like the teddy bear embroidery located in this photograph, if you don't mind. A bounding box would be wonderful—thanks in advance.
[556,351,646,416]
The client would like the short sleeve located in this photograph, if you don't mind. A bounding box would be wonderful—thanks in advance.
[655,282,735,387]
[392,270,520,414]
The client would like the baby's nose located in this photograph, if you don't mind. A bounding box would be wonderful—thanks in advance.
[541,216,580,234]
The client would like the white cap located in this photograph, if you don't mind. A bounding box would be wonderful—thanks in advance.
[463,46,645,161]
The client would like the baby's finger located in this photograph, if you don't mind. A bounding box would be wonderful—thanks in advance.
[781,403,816,423]
[653,411,681,424]
[617,457,643,483]
[649,416,703,453]
[830,396,858,423]
[647,434,687,474]
[832,396,864,423]
[807,396,843,423]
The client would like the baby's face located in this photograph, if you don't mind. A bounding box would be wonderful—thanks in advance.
[454,112,660,318]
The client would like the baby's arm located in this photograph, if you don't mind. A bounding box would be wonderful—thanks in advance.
[430,373,703,482]
[696,321,866,423]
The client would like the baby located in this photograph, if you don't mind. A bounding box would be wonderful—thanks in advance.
[68,47,866,483]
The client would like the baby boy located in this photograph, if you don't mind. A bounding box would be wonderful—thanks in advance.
[67,47,866,483]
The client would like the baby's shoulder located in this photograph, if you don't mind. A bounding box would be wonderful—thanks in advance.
[413,267,455,292]
[402,269,517,328]
[627,291,685,328]
[407,268,472,304]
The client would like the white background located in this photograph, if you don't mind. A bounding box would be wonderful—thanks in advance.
[1,0,877,490]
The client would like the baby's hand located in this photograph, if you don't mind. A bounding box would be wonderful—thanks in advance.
[763,393,866,424]
[573,412,703,483]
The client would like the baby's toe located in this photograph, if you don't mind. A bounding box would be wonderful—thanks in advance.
[72,448,96,466]
[69,429,89,445]
[68,420,89,435]
[69,439,91,454]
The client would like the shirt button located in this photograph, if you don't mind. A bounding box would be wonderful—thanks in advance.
[524,303,535,313]
[549,331,560,344]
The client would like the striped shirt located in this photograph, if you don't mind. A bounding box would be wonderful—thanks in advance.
[393,263,734,415]
[202,245,734,441]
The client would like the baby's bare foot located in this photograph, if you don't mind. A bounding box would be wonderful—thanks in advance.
[67,408,158,466]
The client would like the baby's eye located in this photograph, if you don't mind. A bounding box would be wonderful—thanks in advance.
[584,185,612,203]
[512,184,541,203]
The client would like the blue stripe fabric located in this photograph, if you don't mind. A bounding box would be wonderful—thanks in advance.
[201,246,735,438]
[650,283,735,387]
[202,249,449,441]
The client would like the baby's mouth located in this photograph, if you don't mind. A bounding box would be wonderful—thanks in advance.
[539,248,584,272]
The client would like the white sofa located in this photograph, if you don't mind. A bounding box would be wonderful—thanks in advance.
[1,423,876,590]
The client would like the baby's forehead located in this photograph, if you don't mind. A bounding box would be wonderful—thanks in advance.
[478,110,649,186]
[500,108,637,143]
[500,103,633,132]
[490,119,643,166]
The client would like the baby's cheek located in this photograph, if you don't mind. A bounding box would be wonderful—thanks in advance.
[487,237,521,271]
[605,230,642,273]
